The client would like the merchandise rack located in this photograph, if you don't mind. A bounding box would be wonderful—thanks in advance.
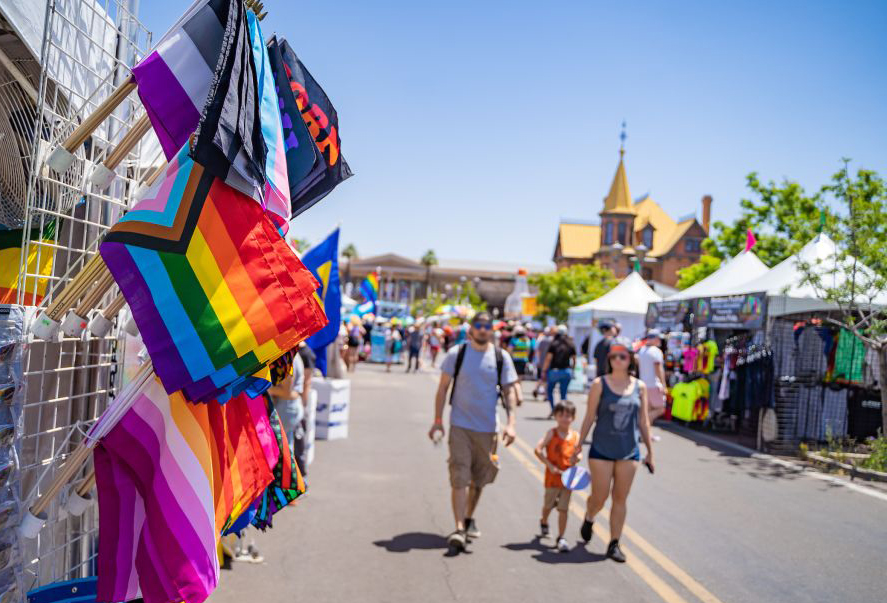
[9,0,151,594]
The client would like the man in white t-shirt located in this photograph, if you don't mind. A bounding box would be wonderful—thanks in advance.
[637,329,667,422]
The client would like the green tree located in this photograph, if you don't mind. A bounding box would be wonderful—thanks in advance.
[420,249,438,295]
[342,243,358,284]
[529,263,617,323]
[676,254,721,289]
[796,162,887,434]
[463,281,488,313]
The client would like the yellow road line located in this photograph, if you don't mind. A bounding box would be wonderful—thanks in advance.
[510,434,725,603]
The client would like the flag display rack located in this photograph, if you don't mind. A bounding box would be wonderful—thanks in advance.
[9,0,153,595]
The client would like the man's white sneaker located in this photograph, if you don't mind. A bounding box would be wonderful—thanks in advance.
[556,537,570,553]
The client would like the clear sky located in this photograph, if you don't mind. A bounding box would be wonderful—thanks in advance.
[140,0,887,267]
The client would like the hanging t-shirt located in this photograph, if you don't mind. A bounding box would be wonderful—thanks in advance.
[670,381,699,421]
[834,329,864,382]
[511,336,531,361]
[699,340,718,374]
[691,377,710,420]
[682,347,698,374]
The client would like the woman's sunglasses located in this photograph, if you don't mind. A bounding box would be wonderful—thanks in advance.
[608,353,629,361]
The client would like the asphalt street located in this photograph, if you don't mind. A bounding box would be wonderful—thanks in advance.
[210,362,887,603]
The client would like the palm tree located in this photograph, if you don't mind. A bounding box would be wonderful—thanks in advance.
[420,249,438,296]
[342,243,358,287]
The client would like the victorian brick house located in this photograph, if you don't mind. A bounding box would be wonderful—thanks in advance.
[552,148,711,288]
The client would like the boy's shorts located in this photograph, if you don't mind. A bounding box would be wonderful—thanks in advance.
[544,487,572,512]
[448,425,499,489]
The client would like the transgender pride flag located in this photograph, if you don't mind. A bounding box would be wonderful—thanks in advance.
[131,0,290,231]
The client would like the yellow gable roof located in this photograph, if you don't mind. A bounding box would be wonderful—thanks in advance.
[632,196,679,256]
[601,155,636,215]
[555,223,600,259]
[649,218,696,258]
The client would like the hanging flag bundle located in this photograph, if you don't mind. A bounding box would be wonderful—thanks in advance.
[131,0,290,231]
[250,402,306,531]
[301,228,341,375]
[93,376,276,603]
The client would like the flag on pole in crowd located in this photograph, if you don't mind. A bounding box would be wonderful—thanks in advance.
[131,0,290,232]
[99,143,327,396]
[360,271,379,314]
[745,229,757,252]
[276,39,352,217]
[94,377,275,603]
[301,228,341,375]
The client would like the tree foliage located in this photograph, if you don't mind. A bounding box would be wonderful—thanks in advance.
[676,255,721,290]
[529,263,617,323]
[677,172,839,289]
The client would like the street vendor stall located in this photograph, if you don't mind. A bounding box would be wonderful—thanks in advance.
[568,272,662,364]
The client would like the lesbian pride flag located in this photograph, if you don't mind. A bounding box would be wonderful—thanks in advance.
[100,143,326,396]
[131,0,290,231]
[94,378,275,603]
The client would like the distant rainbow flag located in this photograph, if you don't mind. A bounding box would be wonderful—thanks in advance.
[94,377,275,603]
[360,271,379,307]
[100,143,326,396]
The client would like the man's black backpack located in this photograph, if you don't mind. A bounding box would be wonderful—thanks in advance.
[449,343,505,405]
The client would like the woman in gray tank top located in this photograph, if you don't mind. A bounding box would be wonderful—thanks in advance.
[571,338,654,563]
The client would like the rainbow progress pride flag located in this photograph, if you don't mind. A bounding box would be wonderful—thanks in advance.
[94,377,275,603]
[100,143,326,396]
[360,271,379,303]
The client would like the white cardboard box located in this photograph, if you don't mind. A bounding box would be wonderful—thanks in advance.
[304,389,318,465]
[313,378,350,440]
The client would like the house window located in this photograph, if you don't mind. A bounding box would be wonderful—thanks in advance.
[604,222,613,245]
[617,222,627,245]
[685,238,701,253]
[643,227,653,249]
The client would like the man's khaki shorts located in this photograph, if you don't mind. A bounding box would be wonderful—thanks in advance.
[543,487,572,512]
[448,425,499,489]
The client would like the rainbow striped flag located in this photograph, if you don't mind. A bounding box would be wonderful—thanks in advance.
[0,221,54,305]
[100,143,327,396]
[360,271,379,303]
[94,377,275,603]
[132,0,290,231]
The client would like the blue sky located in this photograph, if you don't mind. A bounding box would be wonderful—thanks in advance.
[141,0,887,267]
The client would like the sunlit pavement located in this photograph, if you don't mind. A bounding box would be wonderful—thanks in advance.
[209,361,887,603]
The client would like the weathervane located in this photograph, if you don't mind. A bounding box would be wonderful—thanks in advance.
[619,120,627,157]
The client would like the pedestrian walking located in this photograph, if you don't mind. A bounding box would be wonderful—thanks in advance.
[428,327,443,365]
[533,326,554,398]
[592,321,615,378]
[405,325,423,372]
[429,311,519,553]
[534,400,581,552]
[573,337,654,563]
[637,329,667,423]
[542,325,576,417]
[385,322,402,372]
[346,317,364,372]
[508,326,532,377]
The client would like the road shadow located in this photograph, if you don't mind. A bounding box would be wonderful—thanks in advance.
[373,532,449,553]
[502,537,607,564]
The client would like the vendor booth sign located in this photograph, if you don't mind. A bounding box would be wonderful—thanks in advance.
[693,292,767,329]
[645,300,691,329]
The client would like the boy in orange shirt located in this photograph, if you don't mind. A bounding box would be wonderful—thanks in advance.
[534,400,581,552]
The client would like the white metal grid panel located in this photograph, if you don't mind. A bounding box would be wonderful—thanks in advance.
[12,0,151,595]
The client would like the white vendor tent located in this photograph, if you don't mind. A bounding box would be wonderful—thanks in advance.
[568,272,662,357]
[666,250,769,300]
[719,233,887,316]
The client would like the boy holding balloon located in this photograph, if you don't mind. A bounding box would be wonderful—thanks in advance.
[534,400,582,552]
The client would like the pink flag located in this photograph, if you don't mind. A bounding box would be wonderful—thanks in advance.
[745,229,757,252]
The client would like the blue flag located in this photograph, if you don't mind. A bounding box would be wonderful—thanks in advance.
[301,228,341,375]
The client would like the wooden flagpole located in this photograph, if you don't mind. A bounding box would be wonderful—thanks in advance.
[59,76,136,155]
[101,114,152,171]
